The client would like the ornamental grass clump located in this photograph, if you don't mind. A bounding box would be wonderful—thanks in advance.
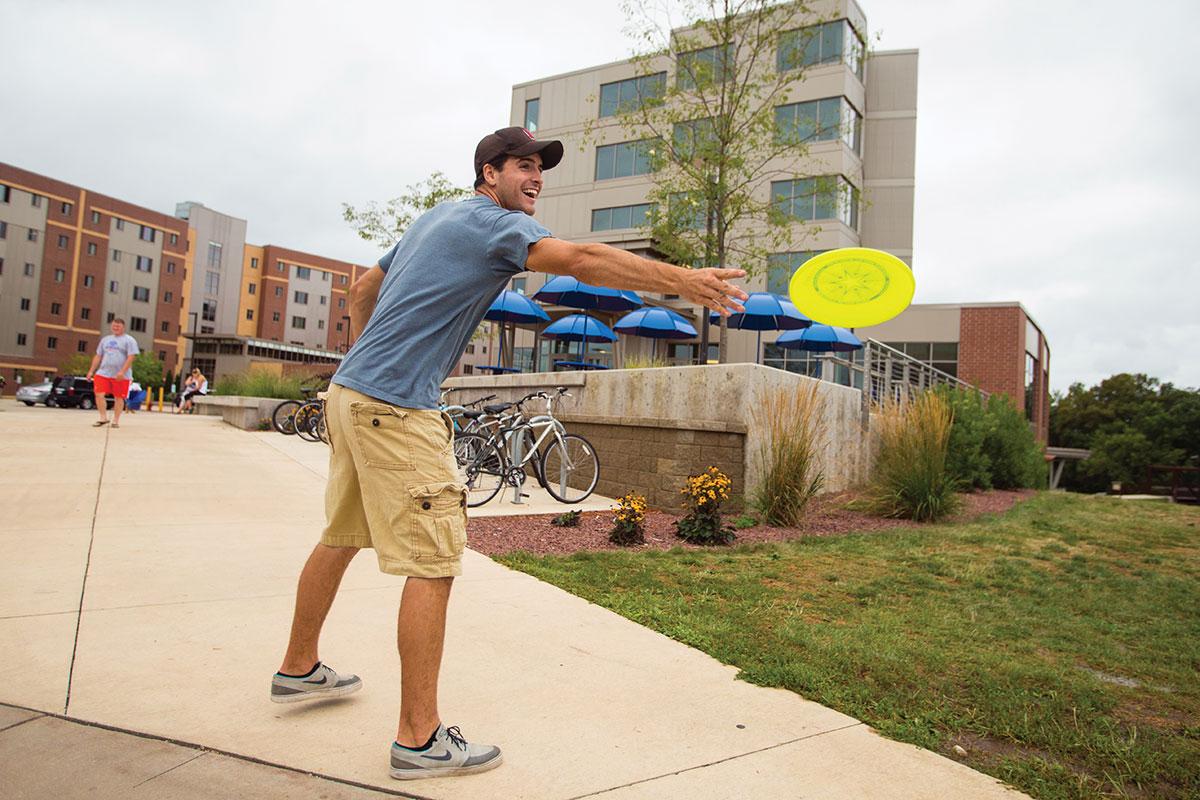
[752,383,826,526]
[675,467,736,545]
[610,492,647,546]
[868,392,961,522]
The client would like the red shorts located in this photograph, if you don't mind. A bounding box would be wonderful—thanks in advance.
[93,375,130,398]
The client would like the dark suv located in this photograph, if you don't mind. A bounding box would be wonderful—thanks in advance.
[49,375,114,410]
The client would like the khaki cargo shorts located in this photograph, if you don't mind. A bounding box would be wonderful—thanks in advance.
[320,384,467,577]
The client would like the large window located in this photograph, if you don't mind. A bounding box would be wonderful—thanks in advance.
[767,251,824,295]
[207,242,222,268]
[135,255,153,272]
[133,286,150,302]
[777,19,865,79]
[129,317,147,332]
[591,203,653,232]
[770,175,859,230]
[595,139,657,180]
[525,98,540,131]
[202,300,217,322]
[775,97,861,153]
[296,266,311,280]
[882,342,959,378]
[294,290,309,304]
[205,270,220,294]
[139,225,155,242]
[672,117,718,160]
[291,316,307,329]
[599,73,665,117]
[678,44,733,91]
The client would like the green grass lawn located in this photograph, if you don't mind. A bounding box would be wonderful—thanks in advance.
[498,493,1200,800]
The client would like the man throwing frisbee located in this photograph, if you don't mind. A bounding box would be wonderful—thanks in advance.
[271,126,748,781]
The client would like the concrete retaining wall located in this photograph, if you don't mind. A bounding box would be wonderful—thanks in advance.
[193,395,278,430]
[444,364,868,510]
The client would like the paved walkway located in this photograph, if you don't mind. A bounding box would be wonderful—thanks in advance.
[0,399,1026,799]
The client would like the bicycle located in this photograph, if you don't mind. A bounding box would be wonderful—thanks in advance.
[439,391,497,432]
[453,388,600,507]
[271,386,321,435]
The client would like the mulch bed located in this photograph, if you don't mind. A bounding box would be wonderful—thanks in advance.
[467,489,1035,557]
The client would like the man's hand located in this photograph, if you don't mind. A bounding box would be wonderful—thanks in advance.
[85,371,94,380]
[115,372,126,380]
[677,268,749,317]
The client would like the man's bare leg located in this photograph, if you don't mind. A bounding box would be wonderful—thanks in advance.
[395,576,454,747]
[112,396,125,425]
[279,544,359,674]
[96,393,109,423]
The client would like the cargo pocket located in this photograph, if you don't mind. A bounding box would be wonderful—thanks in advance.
[409,482,468,560]
[350,401,414,470]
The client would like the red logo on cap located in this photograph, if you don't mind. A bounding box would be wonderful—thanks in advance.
[522,128,535,140]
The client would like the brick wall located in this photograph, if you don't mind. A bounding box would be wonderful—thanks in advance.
[560,417,746,512]
[958,306,1023,404]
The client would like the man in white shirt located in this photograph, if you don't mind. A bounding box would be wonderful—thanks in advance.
[86,318,139,428]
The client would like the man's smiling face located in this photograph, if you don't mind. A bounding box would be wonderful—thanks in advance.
[488,152,543,216]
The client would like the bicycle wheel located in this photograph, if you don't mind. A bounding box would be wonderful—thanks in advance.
[540,434,600,503]
[272,400,301,435]
[315,411,330,445]
[453,433,504,507]
[294,402,322,442]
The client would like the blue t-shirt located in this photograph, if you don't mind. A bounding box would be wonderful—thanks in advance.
[332,195,551,409]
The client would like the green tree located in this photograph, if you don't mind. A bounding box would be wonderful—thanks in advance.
[1049,373,1197,492]
[592,0,860,361]
[342,171,472,247]
[131,351,164,388]
[58,353,92,375]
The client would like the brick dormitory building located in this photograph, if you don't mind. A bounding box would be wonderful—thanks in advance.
[0,163,372,389]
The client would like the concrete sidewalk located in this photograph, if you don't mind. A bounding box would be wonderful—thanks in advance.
[0,400,1025,799]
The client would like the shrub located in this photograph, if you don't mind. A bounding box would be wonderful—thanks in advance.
[676,467,736,544]
[551,510,582,527]
[213,370,326,400]
[868,392,960,522]
[610,493,647,546]
[938,387,992,490]
[752,382,826,526]
[983,394,1046,489]
[622,354,671,369]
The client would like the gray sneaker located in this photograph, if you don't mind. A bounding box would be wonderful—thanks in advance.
[389,724,503,780]
[270,662,361,704]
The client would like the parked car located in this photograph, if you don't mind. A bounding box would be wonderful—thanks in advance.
[15,379,55,406]
[49,375,114,410]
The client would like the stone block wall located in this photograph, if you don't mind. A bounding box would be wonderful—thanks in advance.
[560,416,746,512]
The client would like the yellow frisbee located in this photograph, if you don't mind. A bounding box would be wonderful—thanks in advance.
[788,247,915,328]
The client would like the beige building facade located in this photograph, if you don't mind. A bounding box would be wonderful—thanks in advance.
[490,0,916,371]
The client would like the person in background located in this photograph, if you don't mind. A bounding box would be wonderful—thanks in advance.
[86,318,139,429]
[180,368,207,413]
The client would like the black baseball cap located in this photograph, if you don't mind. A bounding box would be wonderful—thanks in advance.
[474,127,564,184]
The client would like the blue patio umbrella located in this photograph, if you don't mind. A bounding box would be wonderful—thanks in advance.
[484,290,550,368]
[533,276,644,312]
[541,313,618,367]
[541,313,619,342]
[708,292,812,363]
[613,307,697,340]
[775,324,863,352]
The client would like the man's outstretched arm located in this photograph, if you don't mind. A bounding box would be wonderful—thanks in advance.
[526,238,748,316]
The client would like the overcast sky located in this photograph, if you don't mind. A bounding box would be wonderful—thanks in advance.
[2,0,1197,391]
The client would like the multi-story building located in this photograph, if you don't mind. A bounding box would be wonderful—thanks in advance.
[0,165,372,388]
[500,0,915,367]
[0,163,191,385]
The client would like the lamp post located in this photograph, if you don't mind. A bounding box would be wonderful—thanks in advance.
[186,311,198,374]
